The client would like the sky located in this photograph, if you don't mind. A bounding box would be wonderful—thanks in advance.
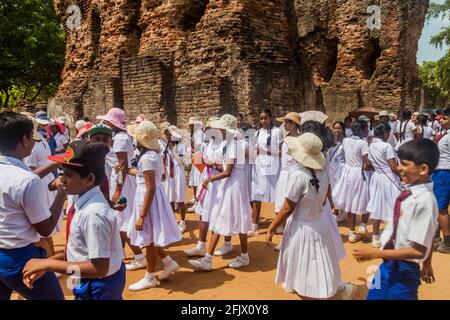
[417,0,450,64]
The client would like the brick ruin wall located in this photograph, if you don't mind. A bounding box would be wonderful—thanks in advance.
[51,0,429,125]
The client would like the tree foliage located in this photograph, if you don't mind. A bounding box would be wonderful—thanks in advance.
[0,0,65,110]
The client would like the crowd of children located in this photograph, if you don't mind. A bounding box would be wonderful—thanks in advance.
[0,106,448,300]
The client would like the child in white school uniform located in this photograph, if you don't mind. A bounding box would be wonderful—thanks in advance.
[187,117,206,213]
[332,120,372,243]
[96,108,145,271]
[273,112,302,247]
[126,121,182,291]
[250,108,283,236]
[165,126,188,234]
[0,112,66,300]
[395,110,417,150]
[354,139,439,300]
[24,141,126,300]
[266,133,356,300]
[49,121,69,156]
[366,123,401,248]
[159,123,176,205]
[189,115,252,271]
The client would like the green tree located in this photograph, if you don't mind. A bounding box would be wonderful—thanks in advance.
[0,0,65,110]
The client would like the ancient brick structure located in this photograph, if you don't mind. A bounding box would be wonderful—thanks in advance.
[51,0,428,125]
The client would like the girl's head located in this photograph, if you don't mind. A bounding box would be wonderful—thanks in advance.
[332,121,345,140]
[418,114,428,126]
[351,120,369,138]
[401,110,412,121]
[301,120,335,151]
[90,133,112,148]
[373,122,391,141]
[50,124,60,135]
[344,116,353,128]
[259,108,273,129]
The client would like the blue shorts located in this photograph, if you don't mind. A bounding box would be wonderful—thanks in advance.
[432,170,450,211]
[0,244,64,300]
[73,263,126,300]
[367,260,420,300]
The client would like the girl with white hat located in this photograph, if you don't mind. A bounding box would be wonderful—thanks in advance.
[266,133,356,300]
[188,115,252,271]
[273,112,302,244]
[250,109,283,237]
[126,120,182,291]
[96,108,144,271]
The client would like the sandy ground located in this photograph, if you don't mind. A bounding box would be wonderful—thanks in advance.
[17,189,450,300]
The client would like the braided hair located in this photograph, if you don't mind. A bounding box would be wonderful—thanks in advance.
[351,120,369,139]
[399,110,412,141]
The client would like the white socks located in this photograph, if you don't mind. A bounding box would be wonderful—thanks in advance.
[203,253,213,262]
[135,254,145,261]
[223,241,232,248]
[145,272,155,281]
[162,255,174,267]
[241,252,249,260]
[179,220,186,225]
[197,241,206,249]
[252,223,258,231]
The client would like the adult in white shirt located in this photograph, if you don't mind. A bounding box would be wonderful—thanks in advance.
[0,112,65,300]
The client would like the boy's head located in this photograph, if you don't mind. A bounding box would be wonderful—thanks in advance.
[89,123,113,147]
[397,139,440,185]
[48,140,108,195]
[439,108,450,130]
[0,112,35,158]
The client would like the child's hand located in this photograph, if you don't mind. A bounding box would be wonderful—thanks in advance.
[135,216,145,231]
[22,259,49,289]
[113,203,127,212]
[353,247,379,262]
[161,173,166,182]
[202,178,209,190]
[265,229,275,248]
[421,264,435,284]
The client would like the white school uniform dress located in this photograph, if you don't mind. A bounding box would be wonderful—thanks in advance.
[387,121,398,147]
[251,127,283,203]
[345,128,353,138]
[127,150,181,248]
[276,167,342,299]
[274,142,302,213]
[428,121,441,134]
[189,129,206,187]
[380,183,438,264]
[209,139,252,236]
[159,139,176,203]
[327,141,345,192]
[332,136,370,214]
[195,138,222,222]
[241,138,253,201]
[366,138,401,221]
[172,143,187,203]
[0,156,53,249]
[421,126,435,140]
[109,131,137,233]
[53,132,68,155]
[23,139,61,234]
[322,199,346,261]
[67,187,124,277]
[395,120,416,150]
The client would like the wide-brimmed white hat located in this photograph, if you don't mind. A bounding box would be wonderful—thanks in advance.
[127,120,160,151]
[375,110,393,121]
[167,125,183,140]
[210,114,238,134]
[276,112,302,126]
[205,116,220,128]
[159,121,171,130]
[185,116,203,127]
[284,133,326,170]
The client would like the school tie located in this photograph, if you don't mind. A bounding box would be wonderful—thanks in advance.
[383,190,412,250]
[65,204,76,252]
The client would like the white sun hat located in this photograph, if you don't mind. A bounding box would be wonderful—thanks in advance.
[210,114,238,134]
[284,132,326,170]
[127,120,160,151]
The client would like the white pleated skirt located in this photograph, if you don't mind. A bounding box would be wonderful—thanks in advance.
[251,164,279,203]
[195,180,220,223]
[110,171,136,233]
[209,170,252,236]
[173,165,187,203]
[127,185,181,248]
[322,200,346,261]
[189,165,205,187]
[274,170,289,213]
[162,175,175,203]
[332,164,370,214]
[276,215,342,299]
[367,171,401,221]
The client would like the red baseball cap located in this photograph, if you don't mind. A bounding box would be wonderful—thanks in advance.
[48,140,108,167]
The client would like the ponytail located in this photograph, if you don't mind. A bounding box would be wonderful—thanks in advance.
[308,168,320,193]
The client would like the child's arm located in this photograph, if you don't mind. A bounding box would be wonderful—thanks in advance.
[32,162,61,179]
[201,161,234,189]
[135,170,156,231]
[353,242,427,262]
[111,152,128,202]
[388,158,400,176]
[23,258,110,289]
[421,250,435,284]
[326,185,338,215]
[266,198,296,247]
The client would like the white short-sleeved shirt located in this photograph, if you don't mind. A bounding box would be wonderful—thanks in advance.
[67,186,123,277]
[137,150,163,186]
[112,131,135,167]
[386,121,397,147]
[436,130,450,170]
[342,136,369,167]
[328,142,345,169]
[54,132,68,154]
[172,143,186,167]
[345,128,353,138]
[367,138,397,174]
[380,183,438,264]
[285,167,329,222]
[192,129,205,153]
[428,121,441,133]
[421,126,435,140]
[220,139,245,172]
[254,127,283,175]
[24,139,52,169]
[0,156,52,249]
[397,121,416,144]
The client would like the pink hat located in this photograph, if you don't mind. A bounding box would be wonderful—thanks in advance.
[96,108,127,131]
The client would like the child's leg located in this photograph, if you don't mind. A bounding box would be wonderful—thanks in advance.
[348,213,356,231]
[361,213,370,225]
[199,221,209,242]
[156,246,167,259]
[120,232,143,256]
[372,219,381,236]
[207,233,221,256]
[171,202,175,213]
[145,244,157,273]
[252,201,261,225]
[178,202,187,222]
[238,233,248,254]
[193,186,197,201]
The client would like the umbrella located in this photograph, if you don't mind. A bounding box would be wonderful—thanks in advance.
[348,106,381,120]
